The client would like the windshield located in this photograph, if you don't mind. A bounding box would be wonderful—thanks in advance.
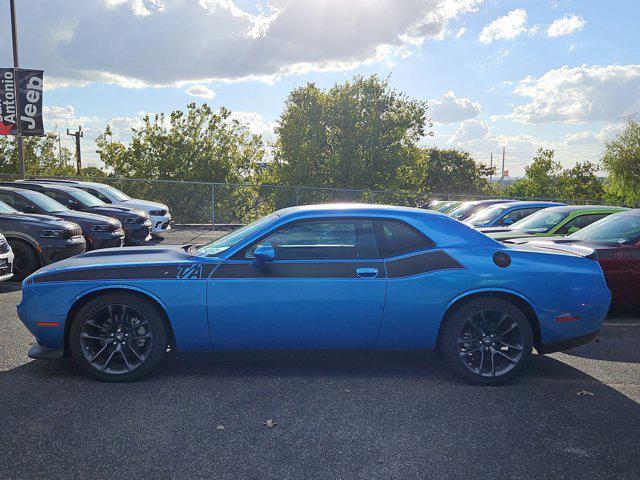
[193,214,279,256]
[467,205,505,225]
[69,188,106,208]
[22,190,68,213]
[449,203,479,219]
[101,185,131,202]
[510,209,570,233]
[0,200,17,214]
[569,213,640,245]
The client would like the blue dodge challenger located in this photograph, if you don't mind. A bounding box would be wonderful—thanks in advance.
[18,204,611,384]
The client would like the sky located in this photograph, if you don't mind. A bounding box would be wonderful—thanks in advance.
[0,0,639,177]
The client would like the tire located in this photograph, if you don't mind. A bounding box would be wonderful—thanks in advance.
[10,239,40,282]
[70,293,168,382]
[440,298,533,385]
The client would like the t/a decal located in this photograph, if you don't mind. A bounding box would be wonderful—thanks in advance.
[176,264,204,279]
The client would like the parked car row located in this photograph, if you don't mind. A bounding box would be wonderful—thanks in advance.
[425,198,639,311]
[0,179,171,281]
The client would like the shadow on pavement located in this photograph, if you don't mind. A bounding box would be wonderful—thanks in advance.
[563,323,640,363]
[1,350,639,479]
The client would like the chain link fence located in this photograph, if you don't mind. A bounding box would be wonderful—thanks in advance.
[0,174,617,225]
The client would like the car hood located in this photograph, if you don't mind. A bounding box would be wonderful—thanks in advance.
[120,199,168,211]
[0,212,78,228]
[487,230,538,241]
[89,205,148,219]
[514,237,627,259]
[30,244,221,281]
[54,210,121,226]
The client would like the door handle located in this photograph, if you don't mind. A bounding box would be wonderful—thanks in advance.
[356,267,379,278]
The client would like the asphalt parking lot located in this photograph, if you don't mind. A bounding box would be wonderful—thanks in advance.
[1,228,639,479]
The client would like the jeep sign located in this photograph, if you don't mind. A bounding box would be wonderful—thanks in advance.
[0,68,44,136]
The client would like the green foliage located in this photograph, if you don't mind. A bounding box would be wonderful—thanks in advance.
[602,120,640,204]
[272,75,429,189]
[399,148,497,195]
[559,161,603,203]
[0,133,77,177]
[504,148,563,199]
[504,149,604,202]
[95,103,265,183]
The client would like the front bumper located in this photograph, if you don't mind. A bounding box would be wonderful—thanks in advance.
[0,250,14,281]
[40,236,86,265]
[150,214,172,236]
[88,229,126,250]
[28,343,63,359]
[124,221,152,245]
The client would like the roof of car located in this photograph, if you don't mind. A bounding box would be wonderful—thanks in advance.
[5,181,83,193]
[275,203,441,218]
[23,178,107,189]
[491,201,566,209]
[541,205,628,214]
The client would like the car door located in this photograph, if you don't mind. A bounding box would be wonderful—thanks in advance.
[207,218,387,350]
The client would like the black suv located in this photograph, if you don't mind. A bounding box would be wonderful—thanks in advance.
[0,186,125,250]
[0,200,86,281]
[1,182,152,246]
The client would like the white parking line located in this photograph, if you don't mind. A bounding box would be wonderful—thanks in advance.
[605,323,640,326]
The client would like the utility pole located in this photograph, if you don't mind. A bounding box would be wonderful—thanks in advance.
[9,0,25,178]
[57,133,61,163]
[67,126,83,174]
[501,147,506,184]
[489,152,493,183]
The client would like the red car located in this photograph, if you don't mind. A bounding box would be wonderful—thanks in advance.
[523,210,640,312]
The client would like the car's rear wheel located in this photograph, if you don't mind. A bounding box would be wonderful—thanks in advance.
[440,298,533,385]
[70,293,168,381]
[10,239,39,281]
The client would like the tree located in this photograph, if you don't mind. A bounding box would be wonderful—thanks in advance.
[0,133,77,177]
[559,161,603,203]
[398,148,496,195]
[602,120,640,205]
[272,75,430,190]
[504,148,563,199]
[95,103,265,183]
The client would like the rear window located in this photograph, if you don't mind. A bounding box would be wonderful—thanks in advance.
[378,220,434,257]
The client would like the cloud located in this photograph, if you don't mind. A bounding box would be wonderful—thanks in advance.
[478,9,531,44]
[450,119,491,143]
[510,64,640,123]
[547,14,586,37]
[228,111,277,140]
[428,91,481,123]
[564,124,624,146]
[455,27,466,38]
[0,0,485,89]
[184,85,216,99]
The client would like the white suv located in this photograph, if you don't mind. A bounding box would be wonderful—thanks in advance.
[23,179,172,237]
[0,233,14,282]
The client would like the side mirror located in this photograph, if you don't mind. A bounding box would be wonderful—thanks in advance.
[502,218,514,226]
[68,200,81,210]
[22,204,36,213]
[567,226,581,235]
[251,245,275,270]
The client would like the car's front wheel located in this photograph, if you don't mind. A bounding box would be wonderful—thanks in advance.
[440,298,533,385]
[70,293,168,381]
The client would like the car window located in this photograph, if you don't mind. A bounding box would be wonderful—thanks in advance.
[0,192,17,208]
[570,213,640,244]
[45,189,73,206]
[509,209,570,233]
[81,187,112,203]
[248,219,379,260]
[497,207,540,226]
[378,220,434,257]
[555,213,609,235]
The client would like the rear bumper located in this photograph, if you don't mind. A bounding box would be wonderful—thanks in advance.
[538,330,600,354]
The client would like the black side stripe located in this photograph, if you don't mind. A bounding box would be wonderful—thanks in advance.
[33,263,219,283]
[211,261,386,279]
[385,251,464,278]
